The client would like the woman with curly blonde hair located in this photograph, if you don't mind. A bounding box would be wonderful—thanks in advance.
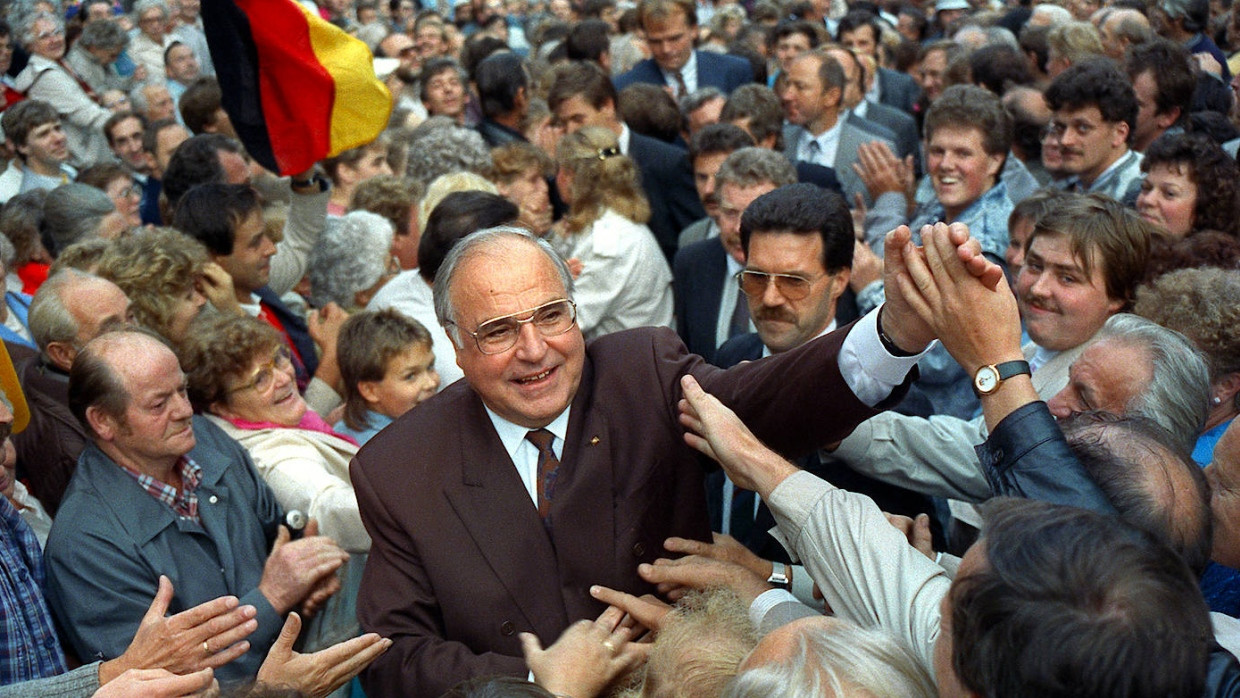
[94,227,240,345]
[551,126,672,339]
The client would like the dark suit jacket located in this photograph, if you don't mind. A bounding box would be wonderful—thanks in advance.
[853,102,922,176]
[673,236,730,363]
[712,331,939,557]
[628,130,705,261]
[476,119,526,148]
[614,51,753,95]
[352,324,893,696]
[13,353,85,516]
[876,67,920,115]
[795,161,844,195]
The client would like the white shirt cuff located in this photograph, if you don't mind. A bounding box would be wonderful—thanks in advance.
[838,303,933,406]
[748,587,800,629]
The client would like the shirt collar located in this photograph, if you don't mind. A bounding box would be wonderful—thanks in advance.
[618,122,632,156]
[761,319,837,358]
[486,404,572,462]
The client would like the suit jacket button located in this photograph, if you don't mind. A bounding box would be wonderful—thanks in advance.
[500,621,515,636]
[632,542,645,557]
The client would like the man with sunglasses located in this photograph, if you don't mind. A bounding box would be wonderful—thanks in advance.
[351,223,985,695]
[703,183,937,602]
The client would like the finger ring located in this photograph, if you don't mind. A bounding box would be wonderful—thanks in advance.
[602,640,616,653]
[203,641,211,654]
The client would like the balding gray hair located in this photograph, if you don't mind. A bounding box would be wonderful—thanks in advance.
[715,147,797,191]
[29,268,101,354]
[432,227,574,346]
[724,620,936,698]
[1097,313,1210,452]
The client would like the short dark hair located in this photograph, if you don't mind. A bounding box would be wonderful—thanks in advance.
[417,190,518,283]
[771,19,822,48]
[419,58,467,103]
[1,100,59,151]
[835,10,880,48]
[618,83,681,143]
[1124,39,1194,123]
[103,110,146,148]
[952,498,1211,698]
[1018,24,1051,74]
[565,18,610,62]
[968,44,1031,95]
[475,52,528,119]
[178,76,223,135]
[740,183,853,273]
[720,83,783,150]
[924,84,1013,157]
[1141,132,1240,237]
[1062,411,1213,574]
[546,60,617,114]
[1028,193,1152,310]
[688,122,755,164]
[172,183,262,256]
[896,4,927,40]
[1044,58,1138,140]
[142,117,180,155]
[338,308,433,431]
[160,133,245,210]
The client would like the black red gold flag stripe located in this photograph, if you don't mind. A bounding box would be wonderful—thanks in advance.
[202,0,392,175]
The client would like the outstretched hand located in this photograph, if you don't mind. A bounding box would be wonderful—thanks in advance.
[520,618,645,698]
[101,576,257,683]
[256,613,391,698]
[678,375,798,498]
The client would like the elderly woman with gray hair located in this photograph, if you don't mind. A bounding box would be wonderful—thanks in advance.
[62,18,137,96]
[13,11,115,168]
[39,183,128,258]
[308,210,398,310]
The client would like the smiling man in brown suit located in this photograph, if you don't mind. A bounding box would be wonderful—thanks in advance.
[351,225,958,695]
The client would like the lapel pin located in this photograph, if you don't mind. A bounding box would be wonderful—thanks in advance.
[590,436,600,445]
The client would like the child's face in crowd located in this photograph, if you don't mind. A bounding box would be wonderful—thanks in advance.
[365,343,440,419]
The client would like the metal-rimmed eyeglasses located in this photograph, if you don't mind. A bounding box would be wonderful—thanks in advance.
[227,347,293,396]
[735,270,821,301]
[451,299,578,355]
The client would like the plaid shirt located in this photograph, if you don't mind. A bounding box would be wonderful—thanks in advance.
[119,456,204,523]
[0,495,67,684]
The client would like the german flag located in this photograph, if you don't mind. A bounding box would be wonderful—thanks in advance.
[201,0,393,175]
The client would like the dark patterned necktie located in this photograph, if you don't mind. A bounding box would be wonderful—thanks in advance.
[525,429,560,522]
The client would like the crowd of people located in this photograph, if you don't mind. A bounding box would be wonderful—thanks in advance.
[0,0,1238,694]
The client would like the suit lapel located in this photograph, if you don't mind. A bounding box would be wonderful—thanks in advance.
[445,396,569,637]
[548,355,616,593]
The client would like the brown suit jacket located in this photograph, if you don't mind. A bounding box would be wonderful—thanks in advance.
[351,325,888,696]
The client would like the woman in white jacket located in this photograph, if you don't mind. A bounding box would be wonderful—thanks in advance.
[179,313,363,655]
[549,126,673,340]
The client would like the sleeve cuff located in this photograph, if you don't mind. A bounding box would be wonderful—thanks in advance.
[839,305,933,406]
[748,588,801,628]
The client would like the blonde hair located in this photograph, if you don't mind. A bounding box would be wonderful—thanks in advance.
[95,228,209,343]
[556,126,650,235]
[418,171,498,235]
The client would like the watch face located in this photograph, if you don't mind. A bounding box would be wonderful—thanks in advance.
[974,366,999,394]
